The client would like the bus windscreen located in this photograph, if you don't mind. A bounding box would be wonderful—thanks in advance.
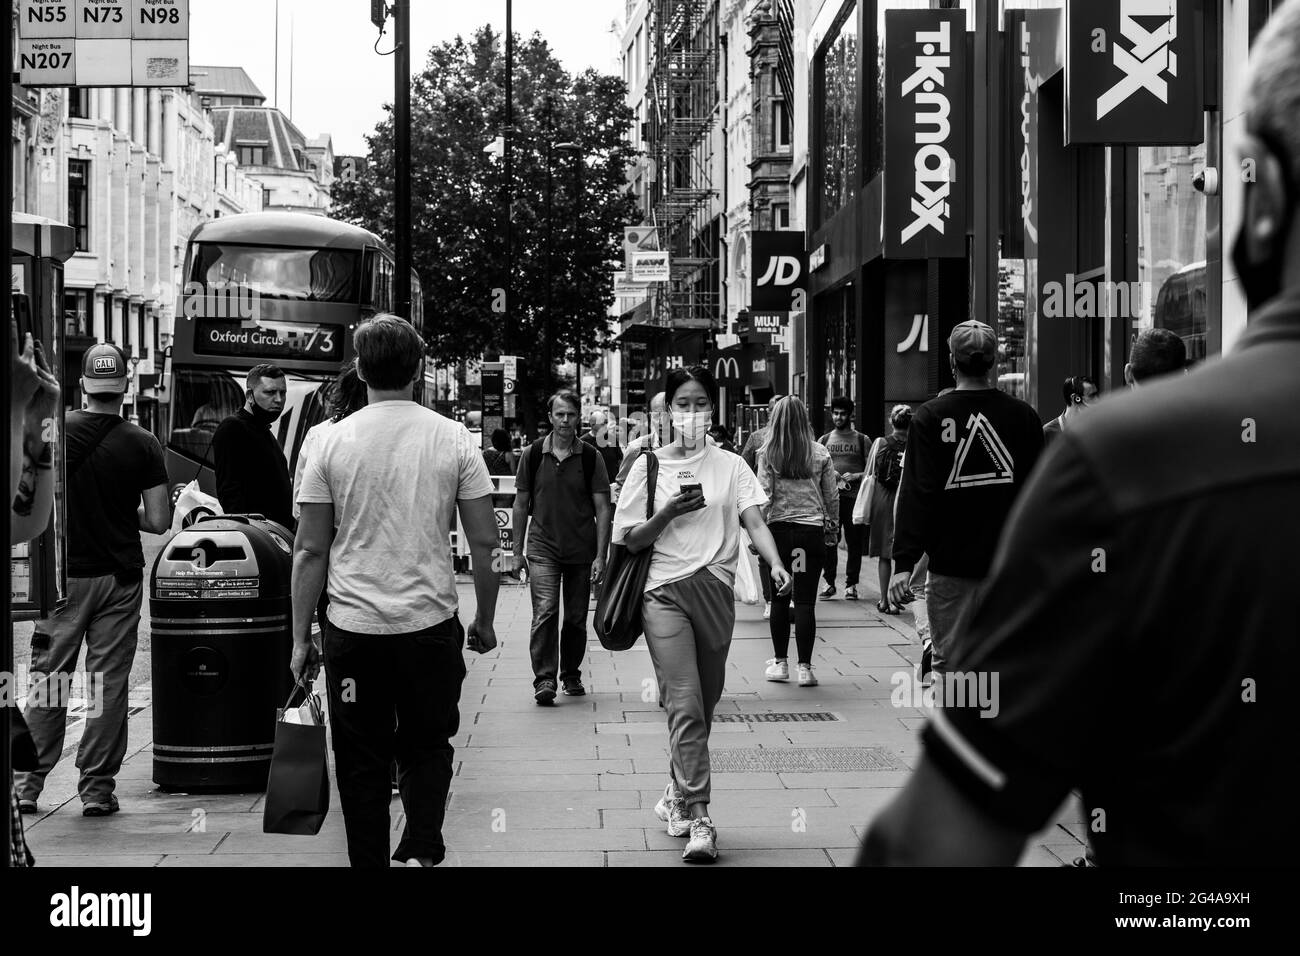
[191,243,362,303]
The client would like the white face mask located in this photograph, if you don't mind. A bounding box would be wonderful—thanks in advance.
[671,409,712,441]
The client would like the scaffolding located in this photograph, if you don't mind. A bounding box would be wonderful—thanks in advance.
[648,0,720,330]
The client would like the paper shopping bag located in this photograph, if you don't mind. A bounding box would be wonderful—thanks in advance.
[262,686,330,836]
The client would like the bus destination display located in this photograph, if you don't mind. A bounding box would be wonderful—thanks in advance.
[194,320,343,362]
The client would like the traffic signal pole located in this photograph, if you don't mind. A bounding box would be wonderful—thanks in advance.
[394,0,412,319]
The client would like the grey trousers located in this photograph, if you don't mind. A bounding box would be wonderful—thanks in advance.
[925,572,983,675]
[15,573,142,806]
[642,568,735,808]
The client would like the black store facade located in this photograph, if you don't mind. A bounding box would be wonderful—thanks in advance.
[802,0,1257,435]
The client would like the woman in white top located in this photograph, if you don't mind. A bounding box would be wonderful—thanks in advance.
[612,366,792,864]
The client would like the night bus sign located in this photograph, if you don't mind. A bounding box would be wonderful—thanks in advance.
[18,0,189,87]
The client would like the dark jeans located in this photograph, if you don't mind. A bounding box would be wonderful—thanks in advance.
[527,557,592,687]
[323,616,467,868]
[766,522,825,664]
[824,492,865,587]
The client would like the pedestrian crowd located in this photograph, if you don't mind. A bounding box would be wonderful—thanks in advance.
[10,5,1300,869]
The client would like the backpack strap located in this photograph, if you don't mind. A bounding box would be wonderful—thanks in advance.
[66,415,125,479]
[524,439,545,515]
[817,432,830,447]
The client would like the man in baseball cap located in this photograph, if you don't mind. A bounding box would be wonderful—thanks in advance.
[81,343,129,395]
[15,341,172,818]
[887,317,1044,677]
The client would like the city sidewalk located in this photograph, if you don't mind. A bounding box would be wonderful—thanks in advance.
[18,566,1088,867]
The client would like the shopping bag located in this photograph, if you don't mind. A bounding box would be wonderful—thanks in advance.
[852,439,885,525]
[262,681,330,836]
[594,453,659,651]
[734,530,761,605]
[170,480,223,535]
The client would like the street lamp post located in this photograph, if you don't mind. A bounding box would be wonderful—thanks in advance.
[545,140,580,398]
[552,143,581,394]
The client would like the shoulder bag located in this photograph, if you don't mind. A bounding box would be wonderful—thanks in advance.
[593,452,660,651]
[852,438,886,526]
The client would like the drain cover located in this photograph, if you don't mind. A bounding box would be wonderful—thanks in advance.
[714,712,839,723]
[711,747,903,772]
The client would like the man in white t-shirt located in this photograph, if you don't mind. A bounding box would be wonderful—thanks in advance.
[292,315,502,869]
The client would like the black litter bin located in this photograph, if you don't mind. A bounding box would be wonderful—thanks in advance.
[150,514,296,792]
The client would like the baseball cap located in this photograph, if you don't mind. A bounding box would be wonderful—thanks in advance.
[82,344,129,395]
[947,320,998,368]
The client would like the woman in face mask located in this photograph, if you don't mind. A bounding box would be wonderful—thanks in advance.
[612,366,792,864]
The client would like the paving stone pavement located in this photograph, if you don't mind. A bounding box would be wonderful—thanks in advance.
[19,566,1087,867]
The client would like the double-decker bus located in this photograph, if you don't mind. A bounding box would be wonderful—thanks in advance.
[162,212,424,502]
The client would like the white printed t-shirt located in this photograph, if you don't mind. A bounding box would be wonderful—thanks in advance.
[612,443,767,592]
[297,400,494,634]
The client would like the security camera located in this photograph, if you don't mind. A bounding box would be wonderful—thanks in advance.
[1193,168,1219,195]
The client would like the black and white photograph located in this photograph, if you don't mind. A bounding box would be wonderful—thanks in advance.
[1,0,1290,938]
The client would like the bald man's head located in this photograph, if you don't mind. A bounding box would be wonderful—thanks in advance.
[649,391,666,414]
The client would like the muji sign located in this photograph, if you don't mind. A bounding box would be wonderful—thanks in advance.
[1065,0,1201,145]
[883,8,968,259]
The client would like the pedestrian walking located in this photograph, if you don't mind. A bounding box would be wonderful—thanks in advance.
[9,320,60,864]
[1041,374,1098,447]
[755,397,838,688]
[580,409,623,482]
[292,360,368,522]
[213,363,294,529]
[866,404,911,614]
[887,320,1044,676]
[613,366,791,863]
[15,344,171,819]
[512,391,612,704]
[862,6,1300,867]
[817,395,871,600]
[708,423,739,455]
[610,391,668,504]
[481,428,518,509]
[292,314,502,867]
[1124,328,1188,387]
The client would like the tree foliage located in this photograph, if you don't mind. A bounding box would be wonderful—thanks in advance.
[332,27,638,426]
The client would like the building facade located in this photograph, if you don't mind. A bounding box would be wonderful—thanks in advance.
[790,0,1273,437]
[9,80,265,429]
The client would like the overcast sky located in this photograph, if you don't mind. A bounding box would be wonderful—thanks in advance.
[190,0,626,156]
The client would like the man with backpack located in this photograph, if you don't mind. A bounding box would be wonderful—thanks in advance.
[512,391,612,704]
[15,344,172,817]
[818,395,871,600]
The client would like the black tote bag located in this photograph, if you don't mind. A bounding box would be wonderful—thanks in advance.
[594,451,659,652]
[263,681,330,836]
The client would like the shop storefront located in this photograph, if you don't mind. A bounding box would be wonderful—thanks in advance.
[803,0,1258,430]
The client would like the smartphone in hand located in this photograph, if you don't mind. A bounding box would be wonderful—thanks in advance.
[679,482,705,506]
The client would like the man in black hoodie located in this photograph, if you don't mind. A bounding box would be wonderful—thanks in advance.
[213,364,294,529]
[887,321,1043,674]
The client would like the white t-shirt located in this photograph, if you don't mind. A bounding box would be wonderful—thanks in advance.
[292,418,334,521]
[612,443,767,592]
[297,401,494,634]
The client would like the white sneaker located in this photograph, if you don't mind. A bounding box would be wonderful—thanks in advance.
[762,602,771,620]
[797,664,818,687]
[653,782,691,837]
[764,658,789,682]
[683,817,718,863]
[844,585,859,600]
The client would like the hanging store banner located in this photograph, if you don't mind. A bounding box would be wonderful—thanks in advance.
[1065,0,1201,145]
[623,226,661,271]
[750,231,807,311]
[883,8,969,259]
[630,251,670,282]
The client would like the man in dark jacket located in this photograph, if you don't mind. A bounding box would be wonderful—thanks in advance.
[213,364,293,529]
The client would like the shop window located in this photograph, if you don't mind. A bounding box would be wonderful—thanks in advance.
[772,203,790,229]
[772,100,791,151]
[815,0,860,226]
[68,159,90,251]
[1138,144,1207,366]
[67,88,92,119]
